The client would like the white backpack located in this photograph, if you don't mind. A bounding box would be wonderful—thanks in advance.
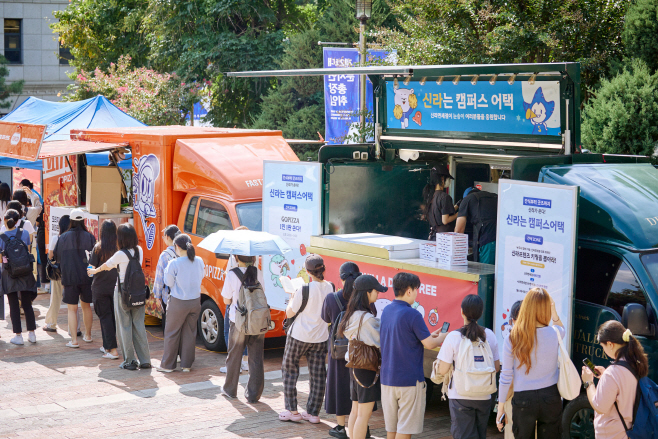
[452,335,497,397]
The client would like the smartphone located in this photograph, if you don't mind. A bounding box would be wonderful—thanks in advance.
[583,358,598,375]
[498,413,506,431]
[441,322,450,333]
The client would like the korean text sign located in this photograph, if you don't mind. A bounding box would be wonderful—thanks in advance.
[262,161,322,311]
[0,121,46,161]
[494,180,579,355]
[386,80,561,136]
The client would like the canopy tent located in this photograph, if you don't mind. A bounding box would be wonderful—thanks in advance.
[0,152,133,170]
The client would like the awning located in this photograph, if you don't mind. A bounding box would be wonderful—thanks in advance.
[37,140,128,159]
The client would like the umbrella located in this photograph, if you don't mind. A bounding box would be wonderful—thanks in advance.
[198,229,292,256]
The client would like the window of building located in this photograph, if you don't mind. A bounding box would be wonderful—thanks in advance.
[59,43,73,65]
[195,199,232,237]
[4,19,22,64]
[184,197,198,233]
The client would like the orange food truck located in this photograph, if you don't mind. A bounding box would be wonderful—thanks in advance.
[0,124,299,351]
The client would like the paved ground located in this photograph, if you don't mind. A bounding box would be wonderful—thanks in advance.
[0,294,504,439]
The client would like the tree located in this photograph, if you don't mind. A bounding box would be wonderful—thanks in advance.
[0,56,23,109]
[581,59,658,158]
[622,0,658,73]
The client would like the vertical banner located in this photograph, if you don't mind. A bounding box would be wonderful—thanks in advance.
[262,161,322,311]
[494,180,579,355]
[323,48,391,144]
[42,155,78,246]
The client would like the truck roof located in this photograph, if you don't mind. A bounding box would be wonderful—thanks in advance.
[540,163,658,250]
[173,135,299,201]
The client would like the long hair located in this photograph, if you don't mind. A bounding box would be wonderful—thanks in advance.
[94,220,118,264]
[422,167,448,219]
[68,219,88,232]
[4,209,20,229]
[509,288,553,374]
[236,254,258,286]
[459,294,486,342]
[58,215,70,236]
[117,223,139,252]
[339,261,361,302]
[0,183,11,204]
[337,280,374,338]
[598,320,649,378]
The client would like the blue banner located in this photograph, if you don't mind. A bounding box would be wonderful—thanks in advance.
[323,48,389,144]
[386,80,561,136]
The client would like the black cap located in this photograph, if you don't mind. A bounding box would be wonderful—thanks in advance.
[354,274,388,293]
[433,164,454,179]
[305,254,325,271]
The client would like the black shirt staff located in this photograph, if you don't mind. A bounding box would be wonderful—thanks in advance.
[423,165,459,240]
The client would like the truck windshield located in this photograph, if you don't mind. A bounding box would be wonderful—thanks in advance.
[641,252,658,292]
[236,202,262,231]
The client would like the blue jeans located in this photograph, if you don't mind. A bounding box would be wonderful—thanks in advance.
[224,304,247,356]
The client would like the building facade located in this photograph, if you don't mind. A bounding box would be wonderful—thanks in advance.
[0,0,73,114]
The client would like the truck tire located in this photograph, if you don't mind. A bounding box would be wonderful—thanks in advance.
[562,393,595,439]
[198,299,226,352]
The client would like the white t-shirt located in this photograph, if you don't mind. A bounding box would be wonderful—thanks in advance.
[288,280,333,344]
[105,246,143,283]
[0,219,34,236]
[437,327,500,400]
[49,234,59,251]
[220,266,265,323]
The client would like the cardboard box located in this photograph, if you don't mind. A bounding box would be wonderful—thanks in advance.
[86,166,122,214]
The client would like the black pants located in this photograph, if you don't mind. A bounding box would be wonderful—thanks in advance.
[448,398,492,439]
[512,384,562,439]
[94,294,118,350]
[36,225,47,282]
[7,291,37,333]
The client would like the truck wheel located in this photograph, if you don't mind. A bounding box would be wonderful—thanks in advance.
[198,299,226,352]
[562,394,595,439]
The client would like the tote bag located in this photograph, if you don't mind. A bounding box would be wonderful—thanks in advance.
[553,326,581,400]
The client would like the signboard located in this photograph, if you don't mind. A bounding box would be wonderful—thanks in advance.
[0,121,47,161]
[43,155,78,244]
[262,161,322,311]
[49,206,131,245]
[385,80,561,136]
[494,180,579,355]
[323,48,390,144]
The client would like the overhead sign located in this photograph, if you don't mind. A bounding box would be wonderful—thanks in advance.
[386,80,561,136]
[0,121,47,161]
[494,180,579,355]
[262,161,322,310]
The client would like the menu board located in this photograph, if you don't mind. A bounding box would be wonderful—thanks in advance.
[262,161,322,311]
[494,180,579,354]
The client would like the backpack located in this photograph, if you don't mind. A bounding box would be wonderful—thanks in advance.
[231,267,271,335]
[330,293,349,360]
[613,361,658,439]
[1,222,34,279]
[117,248,148,308]
[451,334,497,397]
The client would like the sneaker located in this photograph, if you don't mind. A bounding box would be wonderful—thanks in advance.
[121,361,138,371]
[220,387,236,399]
[328,425,348,439]
[27,332,36,343]
[140,363,152,369]
[43,325,57,333]
[219,366,228,373]
[182,368,190,373]
[241,360,249,372]
[10,335,24,345]
[156,366,174,373]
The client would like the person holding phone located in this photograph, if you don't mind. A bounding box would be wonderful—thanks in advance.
[581,320,649,439]
[502,300,522,439]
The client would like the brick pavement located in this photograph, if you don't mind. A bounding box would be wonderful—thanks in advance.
[0,294,504,439]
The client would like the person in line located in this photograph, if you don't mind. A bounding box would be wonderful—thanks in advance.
[220,254,265,401]
[339,274,387,439]
[279,255,334,423]
[497,288,565,439]
[423,165,458,239]
[502,300,522,439]
[158,234,204,373]
[436,295,500,439]
[455,187,498,264]
[13,187,42,233]
[581,321,649,439]
[89,220,119,359]
[321,261,361,439]
[19,179,46,291]
[2,201,35,237]
[88,224,151,370]
[153,225,181,317]
[54,208,95,348]
[0,183,12,219]
[43,215,70,333]
[379,272,447,439]
[1,209,38,345]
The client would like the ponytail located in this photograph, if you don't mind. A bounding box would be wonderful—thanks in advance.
[4,209,19,229]
[308,265,326,281]
[459,294,486,342]
[339,261,361,302]
[174,234,195,262]
[597,321,649,378]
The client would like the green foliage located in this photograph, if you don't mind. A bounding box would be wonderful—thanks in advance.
[622,0,658,72]
[0,56,23,109]
[581,60,658,158]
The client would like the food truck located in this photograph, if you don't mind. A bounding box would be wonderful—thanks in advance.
[0,125,299,352]
[230,62,658,438]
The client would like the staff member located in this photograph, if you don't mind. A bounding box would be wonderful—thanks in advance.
[455,187,497,264]
[423,165,459,240]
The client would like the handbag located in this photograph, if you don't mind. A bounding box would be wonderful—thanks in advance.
[553,326,581,400]
[346,313,381,387]
[46,257,61,281]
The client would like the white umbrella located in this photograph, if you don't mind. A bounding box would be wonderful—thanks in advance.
[198,229,292,256]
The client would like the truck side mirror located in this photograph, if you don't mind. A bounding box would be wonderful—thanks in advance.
[622,303,656,337]
[214,253,230,260]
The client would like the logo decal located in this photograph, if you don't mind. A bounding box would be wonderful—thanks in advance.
[133,154,160,250]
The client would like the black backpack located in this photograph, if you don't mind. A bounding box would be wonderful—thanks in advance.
[330,293,349,360]
[1,222,34,279]
[117,248,149,308]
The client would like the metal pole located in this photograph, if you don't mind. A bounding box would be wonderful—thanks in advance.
[359,20,366,143]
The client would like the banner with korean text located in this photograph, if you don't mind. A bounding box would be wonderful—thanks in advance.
[262,161,322,311]
[494,180,579,355]
[385,80,561,136]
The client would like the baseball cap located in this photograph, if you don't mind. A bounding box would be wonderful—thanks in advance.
[433,164,454,180]
[354,274,388,293]
[70,208,84,221]
[305,254,325,271]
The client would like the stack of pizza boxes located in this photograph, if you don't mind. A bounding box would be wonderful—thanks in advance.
[436,232,468,266]
[419,241,438,261]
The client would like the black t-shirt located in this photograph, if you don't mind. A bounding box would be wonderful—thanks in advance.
[429,190,456,233]
[89,247,118,298]
[457,191,497,246]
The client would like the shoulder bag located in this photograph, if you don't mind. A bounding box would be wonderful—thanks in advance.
[346,313,381,388]
[553,326,581,400]
[282,284,309,335]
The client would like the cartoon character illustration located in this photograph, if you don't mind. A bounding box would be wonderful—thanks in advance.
[412,111,422,126]
[428,308,439,326]
[411,301,426,320]
[374,298,392,316]
[523,88,555,135]
[393,88,418,129]
[133,154,160,250]
[296,267,310,284]
[269,254,290,288]
[501,321,512,339]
